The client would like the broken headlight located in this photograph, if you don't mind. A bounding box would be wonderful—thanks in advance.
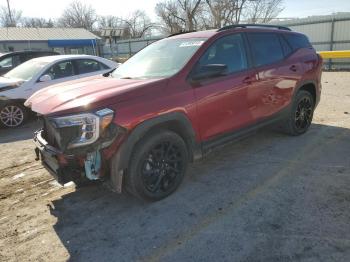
[52,108,114,149]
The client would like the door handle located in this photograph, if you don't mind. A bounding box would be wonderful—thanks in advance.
[289,65,298,72]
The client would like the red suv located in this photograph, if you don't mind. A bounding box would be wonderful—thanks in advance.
[26,24,322,201]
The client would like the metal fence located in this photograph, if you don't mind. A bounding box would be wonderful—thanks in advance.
[275,13,350,69]
[103,13,350,69]
[102,37,163,60]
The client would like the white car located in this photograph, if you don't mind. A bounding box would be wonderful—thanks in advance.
[0,55,118,128]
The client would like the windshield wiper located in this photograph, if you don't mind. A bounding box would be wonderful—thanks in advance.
[103,68,117,77]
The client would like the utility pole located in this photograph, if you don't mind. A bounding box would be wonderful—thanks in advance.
[6,0,14,26]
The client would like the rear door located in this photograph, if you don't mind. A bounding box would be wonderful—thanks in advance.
[246,32,301,119]
[247,32,302,121]
[192,33,258,141]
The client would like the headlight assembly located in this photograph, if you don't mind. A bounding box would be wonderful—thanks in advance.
[52,108,114,149]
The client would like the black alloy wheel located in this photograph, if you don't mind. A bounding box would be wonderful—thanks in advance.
[294,96,313,132]
[141,141,183,194]
[283,90,315,136]
[126,130,188,201]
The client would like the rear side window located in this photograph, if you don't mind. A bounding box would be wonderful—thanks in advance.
[75,59,107,74]
[24,53,37,61]
[247,33,284,67]
[279,35,293,57]
[284,34,311,51]
[23,52,52,62]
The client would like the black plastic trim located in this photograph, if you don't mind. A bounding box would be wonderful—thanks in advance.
[202,107,290,153]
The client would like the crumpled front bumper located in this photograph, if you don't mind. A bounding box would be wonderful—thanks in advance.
[34,130,82,185]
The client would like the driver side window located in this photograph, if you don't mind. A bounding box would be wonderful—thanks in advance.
[44,60,74,80]
[198,34,248,74]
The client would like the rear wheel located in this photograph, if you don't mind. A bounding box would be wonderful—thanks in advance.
[0,102,28,128]
[283,90,314,136]
[126,130,189,201]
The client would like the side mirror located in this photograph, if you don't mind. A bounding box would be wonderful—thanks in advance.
[39,74,52,82]
[191,64,228,81]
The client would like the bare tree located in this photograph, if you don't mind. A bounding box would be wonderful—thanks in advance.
[244,0,284,24]
[124,10,155,38]
[177,0,203,31]
[0,6,22,27]
[98,15,124,29]
[155,1,186,34]
[22,17,55,28]
[156,0,254,33]
[58,0,97,30]
[155,0,204,33]
[205,0,247,28]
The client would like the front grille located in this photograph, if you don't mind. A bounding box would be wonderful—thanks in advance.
[42,117,81,151]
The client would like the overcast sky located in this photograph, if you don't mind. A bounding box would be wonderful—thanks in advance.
[5,0,350,21]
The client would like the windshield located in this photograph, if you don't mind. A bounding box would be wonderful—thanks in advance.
[4,60,49,81]
[112,37,207,79]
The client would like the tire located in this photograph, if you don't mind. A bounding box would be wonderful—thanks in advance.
[283,90,315,136]
[126,130,189,201]
[0,102,28,128]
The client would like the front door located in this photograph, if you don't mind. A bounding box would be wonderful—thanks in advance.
[29,60,76,97]
[191,33,258,142]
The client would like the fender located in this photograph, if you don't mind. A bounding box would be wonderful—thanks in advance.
[0,97,26,107]
[109,111,202,193]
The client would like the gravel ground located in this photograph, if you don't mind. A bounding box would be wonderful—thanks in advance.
[0,72,349,262]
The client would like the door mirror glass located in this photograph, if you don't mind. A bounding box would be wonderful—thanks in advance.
[192,64,228,81]
[39,74,52,82]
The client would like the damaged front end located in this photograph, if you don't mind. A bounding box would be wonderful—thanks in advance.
[34,108,125,185]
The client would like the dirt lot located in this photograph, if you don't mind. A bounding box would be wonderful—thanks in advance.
[0,72,350,262]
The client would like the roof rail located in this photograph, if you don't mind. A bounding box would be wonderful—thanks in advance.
[217,24,291,32]
[167,30,196,37]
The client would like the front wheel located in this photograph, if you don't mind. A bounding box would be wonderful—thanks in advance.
[283,90,315,136]
[0,102,28,128]
[126,130,189,201]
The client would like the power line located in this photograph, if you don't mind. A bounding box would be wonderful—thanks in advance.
[6,0,14,26]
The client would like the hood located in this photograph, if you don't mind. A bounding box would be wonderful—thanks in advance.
[25,76,165,115]
[0,77,24,91]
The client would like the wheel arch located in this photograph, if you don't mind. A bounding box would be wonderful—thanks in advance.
[109,111,202,193]
[0,97,27,109]
[295,80,317,104]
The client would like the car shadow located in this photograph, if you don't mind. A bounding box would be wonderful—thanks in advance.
[0,119,40,143]
[49,123,350,261]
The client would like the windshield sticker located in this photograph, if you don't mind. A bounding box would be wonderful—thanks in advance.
[179,41,204,47]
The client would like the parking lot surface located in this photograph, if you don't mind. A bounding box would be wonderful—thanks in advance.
[0,72,349,262]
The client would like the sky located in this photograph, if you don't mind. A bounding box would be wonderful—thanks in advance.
[4,0,350,21]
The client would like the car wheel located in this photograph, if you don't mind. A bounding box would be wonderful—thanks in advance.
[126,130,189,201]
[283,90,315,136]
[0,102,28,128]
